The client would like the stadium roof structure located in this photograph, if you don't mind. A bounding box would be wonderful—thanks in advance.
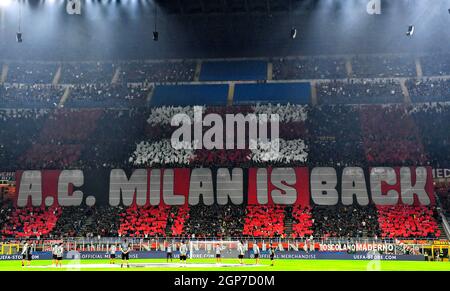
[156,0,317,15]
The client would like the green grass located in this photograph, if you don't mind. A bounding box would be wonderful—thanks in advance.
[0,258,449,271]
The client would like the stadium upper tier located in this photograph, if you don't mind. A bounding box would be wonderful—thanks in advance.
[0,102,448,171]
[1,54,450,108]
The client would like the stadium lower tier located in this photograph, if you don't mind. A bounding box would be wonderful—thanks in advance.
[0,204,442,240]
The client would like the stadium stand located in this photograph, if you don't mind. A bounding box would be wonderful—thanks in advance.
[409,103,450,168]
[406,79,450,103]
[52,206,123,238]
[20,109,103,169]
[289,205,314,239]
[317,80,404,104]
[66,84,149,108]
[0,56,449,241]
[183,205,245,238]
[242,205,285,237]
[119,61,196,83]
[168,206,189,237]
[0,201,13,240]
[377,205,441,238]
[0,109,49,170]
[0,85,64,108]
[350,55,416,78]
[306,105,366,167]
[6,62,57,84]
[420,54,450,76]
[272,57,347,80]
[60,63,116,85]
[360,105,427,165]
[312,205,381,238]
[1,207,61,239]
[118,205,171,238]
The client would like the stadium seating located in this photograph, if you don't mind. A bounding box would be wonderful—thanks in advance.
[420,54,450,76]
[119,61,196,83]
[290,206,314,239]
[360,105,427,165]
[66,84,149,108]
[6,62,57,84]
[350,55,416,78]
[20,109,103,169]
[52,206,123,238]
[409,103,450,168]
[0,85,64,108]
[118,205,171,237]
[242,205,285,237]
[317,80,404,104]
[60,63,116,85]
[183,205,245,238]
[312,205,381,238]
[272,57,347,80]
[406,79,450,103]
[0,56,450,241]
[1,207,61,238]
[168,206,189,237]
[377,205,441,238]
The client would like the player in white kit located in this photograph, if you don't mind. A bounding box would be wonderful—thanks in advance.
[253,242,260,264]
[215,244,222,264]
[109,244,117,264]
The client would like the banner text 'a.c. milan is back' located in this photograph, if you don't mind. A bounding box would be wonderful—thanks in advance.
[14,167,435,207]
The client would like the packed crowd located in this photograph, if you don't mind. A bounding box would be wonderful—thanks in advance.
[406,79,450,103]
[119,61,196,83]
[66,84,149,108]
[118,205,170,237]
[0,85,64,108]
[408,103,450,168]
[52,206,123,238]
[0,206,61,239]
[420,54,450,76]
[6,62,57,84]
[2,54,450,88]
[312,205,381,238]
[0,202,444,239]
[360,104,428,165]
[272,57,347,80]
[317,80,404,104]
[350,55,416,78]
[377,205,441,238]
[0,200,13,240]
[0,109,48,170]
[289,205,314,239]
[242,205,285,237]
[0,101,448,170]
[306,105,366,167]
[183,205,245,238]
[60,62,116,85]
[19,109,102,169]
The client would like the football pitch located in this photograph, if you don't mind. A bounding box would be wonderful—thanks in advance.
[0,258,448,271]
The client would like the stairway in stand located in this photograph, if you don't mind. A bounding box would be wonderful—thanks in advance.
[284,206,294,238]
[165,207,177,237]
[437,223,448,240]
